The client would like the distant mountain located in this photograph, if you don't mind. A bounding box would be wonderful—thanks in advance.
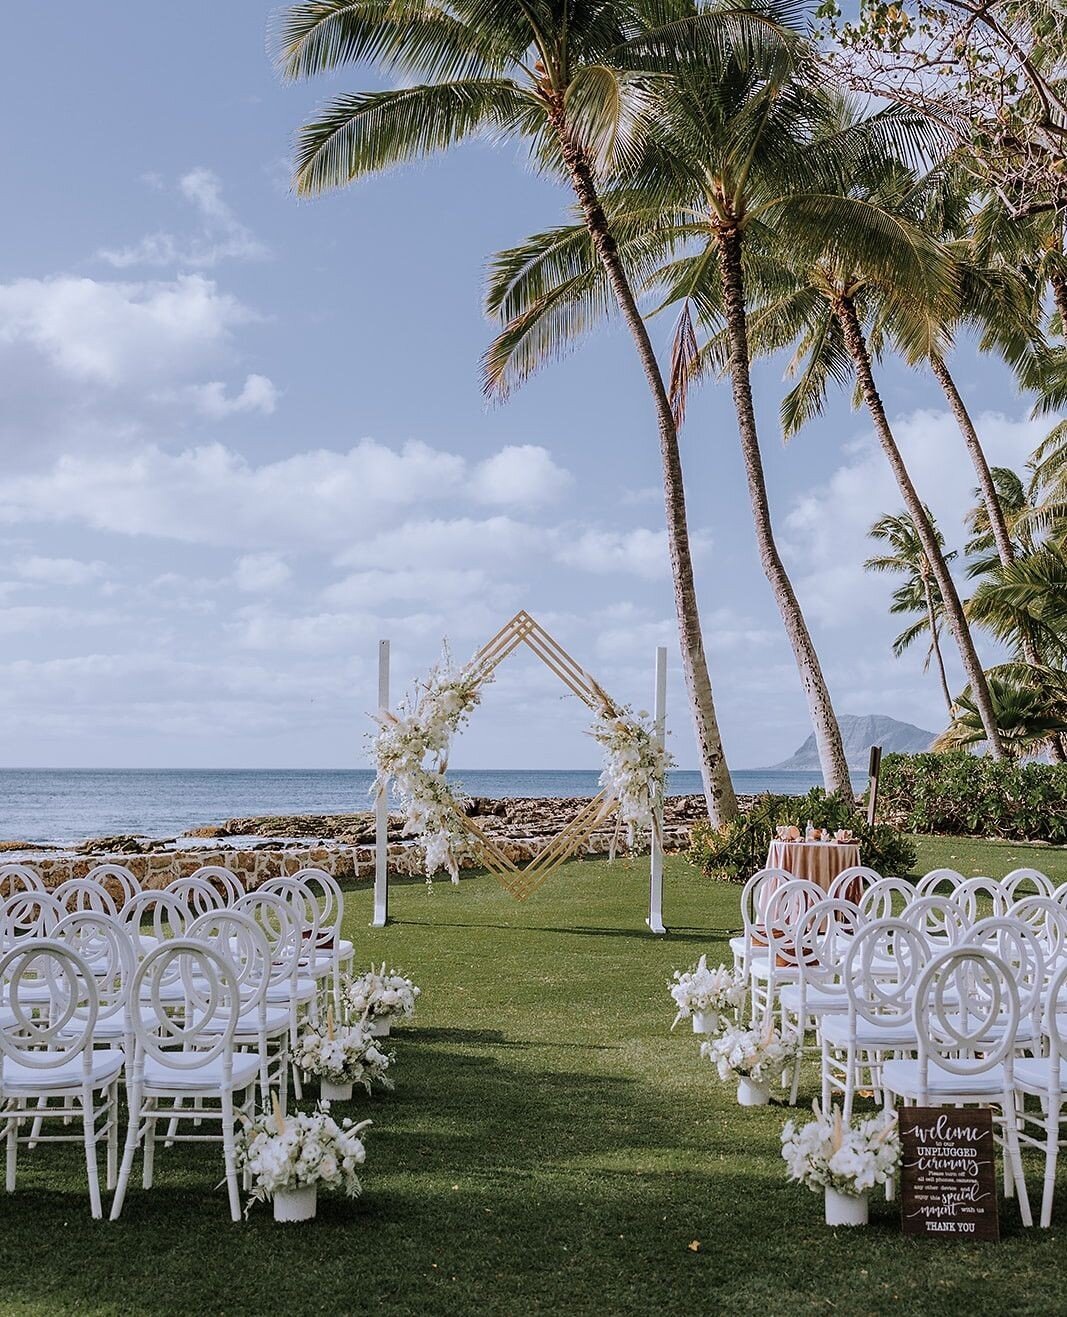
[767,714,937,773]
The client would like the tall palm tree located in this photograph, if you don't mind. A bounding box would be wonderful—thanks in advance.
[865,510,957,714]
[484,37,855,793]
[271,0,781,821]
[933,666,1067,760]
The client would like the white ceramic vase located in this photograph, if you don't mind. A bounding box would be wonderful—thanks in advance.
[824,1187,868,1227]
[370,1019,391,1037]
[273,1185,318,1223]
[736,1076,771,1107]
[321,1079,353,1101]
[692,1010,719,1034]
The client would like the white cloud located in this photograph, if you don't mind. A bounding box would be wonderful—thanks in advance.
[14,556,105,586]
[341,516,540,571]
[784,407,1050,625]
[0,274,251,386]
[233,552,291,593]
[321,567,497,609]
[97,168,269,269]
[186,373,279,418]
[0,604,118,634]
[0,441,568,550]
[555,527,711,580]
[470,445,571,506]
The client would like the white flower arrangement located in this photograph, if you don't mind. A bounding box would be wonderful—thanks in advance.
[781,1103,901,1197]
[590,704,671,847]
[344,964,421,1026]
[669,955,744,1027]
[294,1013,394,1092]
[700,1018,800,1084]
[370,646,486,883]
[237,1098,371,1213]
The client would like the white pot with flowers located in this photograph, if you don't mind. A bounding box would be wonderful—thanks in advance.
[701,1018,800,1106]
[781,1102,900,1227]
[294,1009,394,1102]
[237,1097,371,1223]
[669,955,744,1034]
[344,965,421,1037]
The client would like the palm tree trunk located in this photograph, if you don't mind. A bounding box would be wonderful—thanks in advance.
[833,294,1008,760]
[716,227,852,797]
[546,102,737,821]
[922,576,955,715]
[930,355,1016,570]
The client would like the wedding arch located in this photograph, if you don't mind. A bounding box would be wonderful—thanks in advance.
[370,611,669,935]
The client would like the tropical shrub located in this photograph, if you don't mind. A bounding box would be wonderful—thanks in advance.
[877,751,1067,843]
[689,788,916,882]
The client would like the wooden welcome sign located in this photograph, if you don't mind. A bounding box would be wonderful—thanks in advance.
[899,1107,999,1241]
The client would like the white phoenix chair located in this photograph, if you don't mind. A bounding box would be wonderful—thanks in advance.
[120,889,190,958]
[0,941,123,1219]
[0,890,64,948]
[84,864,141,911]
[166,875,226,917]
[825,866,883,904]
[899,895,970,950]
[881,946,1032,1226]
[189,865,245,907]
[966,916,1046,1051]
[290,868,354,1002]
[0,865,44,898]
[821,918,929,1118]
[1008,897,1067,982]
[1005,868,1056,902]
[915,868,965,897]
[953,876,1009,923]
[730,867,795,982]
[856,877,915,923]
[52,911,136,1049]
[1016,958,1067,1226]
[110,940,260,1223]
[749,878,824,1025]
[235,890,309,1102]
[255,878,324,1097]
[52,877,119,918]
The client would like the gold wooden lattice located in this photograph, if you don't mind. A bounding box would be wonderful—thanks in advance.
[455,611,622,900]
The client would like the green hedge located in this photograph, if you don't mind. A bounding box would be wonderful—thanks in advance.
[688,787,916,883]
[876,751,1067,843]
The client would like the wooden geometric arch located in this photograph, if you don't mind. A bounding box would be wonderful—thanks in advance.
[454,610,624,901]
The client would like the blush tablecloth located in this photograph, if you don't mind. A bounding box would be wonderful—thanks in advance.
[766,840,861,893]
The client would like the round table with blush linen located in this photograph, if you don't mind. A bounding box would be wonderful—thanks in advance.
[766,840,861,893]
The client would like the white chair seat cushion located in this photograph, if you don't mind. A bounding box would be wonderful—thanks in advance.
[750,961,800,982]
[780,984,846,1015]
[822,1015,919,1049]
[142,1051,262,1093]
[198,1007,291,1038]
[265,978,316,1004]
[2,1048,124,1093]
[1013,1056,1067,1093]
[882,1058,1010,1099]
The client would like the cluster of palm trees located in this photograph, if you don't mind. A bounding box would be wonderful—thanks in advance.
[274,0,1067,821]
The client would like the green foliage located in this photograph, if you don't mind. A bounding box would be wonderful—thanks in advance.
[688,786,916,881]
[878,750,1067,843]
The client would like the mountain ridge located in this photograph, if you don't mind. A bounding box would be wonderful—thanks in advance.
[766,713,936,773]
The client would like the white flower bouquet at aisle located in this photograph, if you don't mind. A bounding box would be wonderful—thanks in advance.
[781,1102,900,1227]
[237,1098,371,1223]
[700,1019,800,1107]
[344,964,421,1036]
[294,1010,394,1101]
[589,704,671,850]
[370,647,485,884]
[669,956,744,1033]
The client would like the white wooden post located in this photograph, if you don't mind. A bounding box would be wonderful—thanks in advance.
[371,639,390,928]
[647,645,668,935]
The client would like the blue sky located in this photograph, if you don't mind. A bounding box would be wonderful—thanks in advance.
[0,2,1048,771]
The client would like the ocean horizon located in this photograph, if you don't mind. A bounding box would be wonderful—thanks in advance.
[0,767,869,848]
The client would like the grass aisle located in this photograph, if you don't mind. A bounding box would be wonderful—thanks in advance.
[3,848,1067,1316]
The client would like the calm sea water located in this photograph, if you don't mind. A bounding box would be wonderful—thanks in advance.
[0,768,867,846]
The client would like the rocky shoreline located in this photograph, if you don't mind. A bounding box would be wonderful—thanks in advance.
[3,794,726,887]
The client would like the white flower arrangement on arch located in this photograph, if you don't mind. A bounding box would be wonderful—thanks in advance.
[700,1019,800,1084]
[590,704,671,848]
[370,648,485,883]
[781,1103,901,1197]
[237,1099,371,1213]
[669,956,744,1027]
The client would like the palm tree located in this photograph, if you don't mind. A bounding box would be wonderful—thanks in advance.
[933,666,1067,760]
[271,1,793,822]
[865,510,957,714]
[484,33,855,794]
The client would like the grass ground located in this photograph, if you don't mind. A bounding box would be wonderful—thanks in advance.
[3,840,1067,1317]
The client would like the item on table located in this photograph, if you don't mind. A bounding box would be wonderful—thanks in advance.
[833,829,854,844]
[778,824,801,842]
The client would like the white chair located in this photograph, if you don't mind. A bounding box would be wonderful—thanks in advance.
[189,866,244,907]
[881,946,1032,1226]
[52,878,119,918]
[85,864,141,911]
[0,941,123,1219]
[730,867,794,982]
[120,889,190,958]
[825,866,882,904]
[953,876,1008,923]
[966,916,1046,1050]
[1005,868,1056,902]
[52,911,136,1049]
[1009,897,1067,981]
[291,868,354,1002]
[821,918,928,1118]
[110,940,260,1223]
[0,865,44,898]
[750,879,823,1024]
[166,875,225,917]
[0,891,64,948]
[856,877,915,922]
[1016,959,1067,1226]
[899,895,970,949]
[915,868,965,897]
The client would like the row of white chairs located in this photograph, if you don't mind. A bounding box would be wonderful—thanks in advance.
[732,866,1067,1227]
[0,864,356,1221]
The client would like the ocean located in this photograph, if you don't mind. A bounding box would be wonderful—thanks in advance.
[0,767,868,847]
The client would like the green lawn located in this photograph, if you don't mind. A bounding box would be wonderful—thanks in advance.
[3,845,1067,1316]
